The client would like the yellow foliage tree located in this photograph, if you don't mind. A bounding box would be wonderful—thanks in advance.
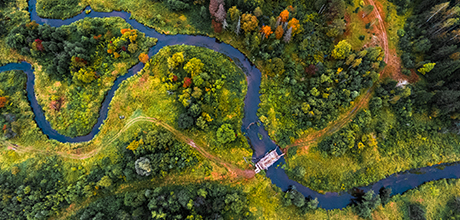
[287,18,301,36]
[332,40,352,60]
[184,58,204,77]
[241,13,259,33]
[167,52,185,70]
[126,139,144,151]
[418,63,436,75]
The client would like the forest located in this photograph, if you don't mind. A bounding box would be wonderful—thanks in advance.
[1,0,460,219]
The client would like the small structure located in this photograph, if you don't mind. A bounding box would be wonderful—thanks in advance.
[254,149,284,173]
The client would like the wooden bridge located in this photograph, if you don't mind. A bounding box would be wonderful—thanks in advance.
[254,149,284,173]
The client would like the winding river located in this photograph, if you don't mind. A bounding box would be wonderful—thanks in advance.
[0,0,460,210]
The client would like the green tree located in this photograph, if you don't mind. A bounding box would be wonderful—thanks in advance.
[97,176,112,188]
[216,124,236,144]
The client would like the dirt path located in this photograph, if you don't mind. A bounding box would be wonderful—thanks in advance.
[285,0,396,151]
[3,115,254,179]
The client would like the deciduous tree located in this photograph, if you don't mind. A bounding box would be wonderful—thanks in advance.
[260,25,273,39]
[139,53,149,63]
[279,9,289,22]
[332,40,352,59]
[241,13,258,33]
[275,25,284,39]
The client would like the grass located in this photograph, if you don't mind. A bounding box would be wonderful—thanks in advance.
[342,0,374,50]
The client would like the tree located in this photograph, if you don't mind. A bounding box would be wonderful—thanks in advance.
[327,19,346,37]
[354,190,381,219]
[135,157,152,176]
[275,25,284,39]
[241,13,258,33]
[408,203,426,220]
[209,0,224,17]
[279,9,289,22]
[417,63,436,75]
[177,113,194,129]
[287,18,301,36]
[97,176,112,188]
[167,52,185,70]
[332,40,352,59]
[379,187,392,206]
[215,4,226,23]
[260,25,273,39]
[283,27,292,43]
[139,53,149,63]
[73,67,95,84]
[0,96,7,108]
[212,19,223,33]
[166,0,190,11]
[184,58,204,77]
[183,77,192,88]
[228,6,241,21]
[216,124,236,144]
[254,7,263,17]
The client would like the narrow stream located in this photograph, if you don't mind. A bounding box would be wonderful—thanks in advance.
[0,0,459,210]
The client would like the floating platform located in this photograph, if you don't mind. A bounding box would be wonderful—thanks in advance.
[254,149,284,173]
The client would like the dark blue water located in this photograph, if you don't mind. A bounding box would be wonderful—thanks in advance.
[0,0,458,210]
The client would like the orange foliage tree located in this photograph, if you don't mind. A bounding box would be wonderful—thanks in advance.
[275,25,284,39]
[139,53,149,63]
[0,97,6,108]
[260,25,273,39]
[288,18,301,36]
[279,9,289,22]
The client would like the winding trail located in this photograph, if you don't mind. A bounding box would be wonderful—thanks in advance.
[3,115,254,178]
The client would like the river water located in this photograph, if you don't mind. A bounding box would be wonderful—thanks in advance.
[0,0,459,210]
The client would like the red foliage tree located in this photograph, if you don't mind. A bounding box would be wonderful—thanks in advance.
[183,77,192,88]
[34,39,44,51]
[305,64,318,76]
[0,97,7,108]
[172,75,178,82]
[212,19,223,33]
